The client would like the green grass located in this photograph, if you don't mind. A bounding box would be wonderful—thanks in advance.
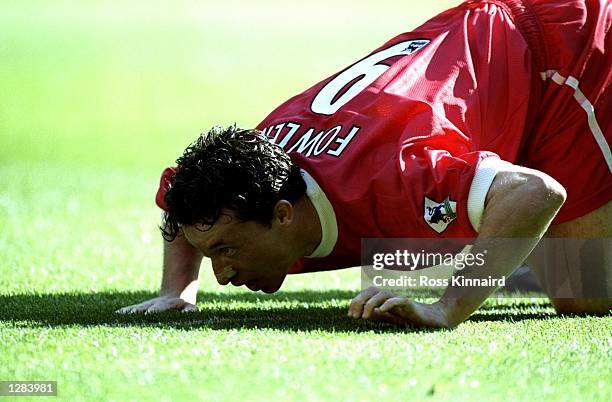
[1,1,610,401]
[1,288,610,401]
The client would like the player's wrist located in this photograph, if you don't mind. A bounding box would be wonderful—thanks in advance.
[435,298,468,328]
[158,290,181,298]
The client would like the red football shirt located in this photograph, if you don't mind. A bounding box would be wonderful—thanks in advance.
[256,1,533,273]
[157,0,611,273]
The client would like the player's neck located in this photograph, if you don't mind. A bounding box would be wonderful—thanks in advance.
[294,195,322,257]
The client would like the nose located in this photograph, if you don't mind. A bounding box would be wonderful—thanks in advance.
[211,259,237,285]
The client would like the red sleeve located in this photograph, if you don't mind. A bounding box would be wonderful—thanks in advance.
[399,134,503,236]
[396,1,534,236]
[155,166,178,211]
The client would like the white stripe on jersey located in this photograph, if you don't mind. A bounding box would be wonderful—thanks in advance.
[541,70,612,172]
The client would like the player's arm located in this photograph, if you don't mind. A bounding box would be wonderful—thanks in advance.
[349,163,567,328]
[116,227,203,314]
[434,164,566,325]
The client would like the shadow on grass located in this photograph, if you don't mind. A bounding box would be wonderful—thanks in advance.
[0,290,556,333]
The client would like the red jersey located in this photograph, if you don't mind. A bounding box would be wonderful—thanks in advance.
[157,0,611,274]
[257,1,534,273]
[256,0,612,274]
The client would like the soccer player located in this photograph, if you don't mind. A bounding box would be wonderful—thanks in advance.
[117,0,611,327]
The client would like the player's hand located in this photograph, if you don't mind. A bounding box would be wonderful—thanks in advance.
[115,294,198,314]
[348,286,452,328]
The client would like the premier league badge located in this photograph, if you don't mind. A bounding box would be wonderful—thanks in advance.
[424,196,457,233]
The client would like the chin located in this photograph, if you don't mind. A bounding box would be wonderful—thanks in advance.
[260,277,286,294]
[260,284,280,294]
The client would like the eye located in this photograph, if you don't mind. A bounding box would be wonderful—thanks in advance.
[218,247,236,257]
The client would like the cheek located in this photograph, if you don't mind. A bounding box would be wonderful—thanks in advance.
[244,246,284,273]
[258,247,284,268]
[240,236,290,274]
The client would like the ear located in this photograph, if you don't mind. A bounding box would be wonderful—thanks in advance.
[272,200,294,227]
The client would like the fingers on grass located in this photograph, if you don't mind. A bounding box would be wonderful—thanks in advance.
[145,297,193,314]
[362,292,394,319]
[118,297,196,315]
[180,304,198,313]
[145,301,170,314]
[372,309,405,325]
[348,286,382,318]
[116,301,151,314]
[378,297,408,313]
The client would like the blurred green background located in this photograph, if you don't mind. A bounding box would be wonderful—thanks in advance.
[0,0,461,170]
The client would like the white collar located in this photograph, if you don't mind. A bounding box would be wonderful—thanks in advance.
[301,169,338,258]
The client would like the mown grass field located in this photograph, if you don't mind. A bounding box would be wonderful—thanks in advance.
[1,1,610,401]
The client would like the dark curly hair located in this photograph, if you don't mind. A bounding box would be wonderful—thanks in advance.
[161,125,306,241]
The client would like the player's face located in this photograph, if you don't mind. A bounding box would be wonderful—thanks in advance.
[182,212,298,293]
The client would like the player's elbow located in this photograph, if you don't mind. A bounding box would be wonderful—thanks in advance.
[506,169,567,230]
[521,170,567,215]
[487,166,567,233]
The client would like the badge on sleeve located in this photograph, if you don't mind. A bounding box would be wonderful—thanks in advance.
[424,196,457,233]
